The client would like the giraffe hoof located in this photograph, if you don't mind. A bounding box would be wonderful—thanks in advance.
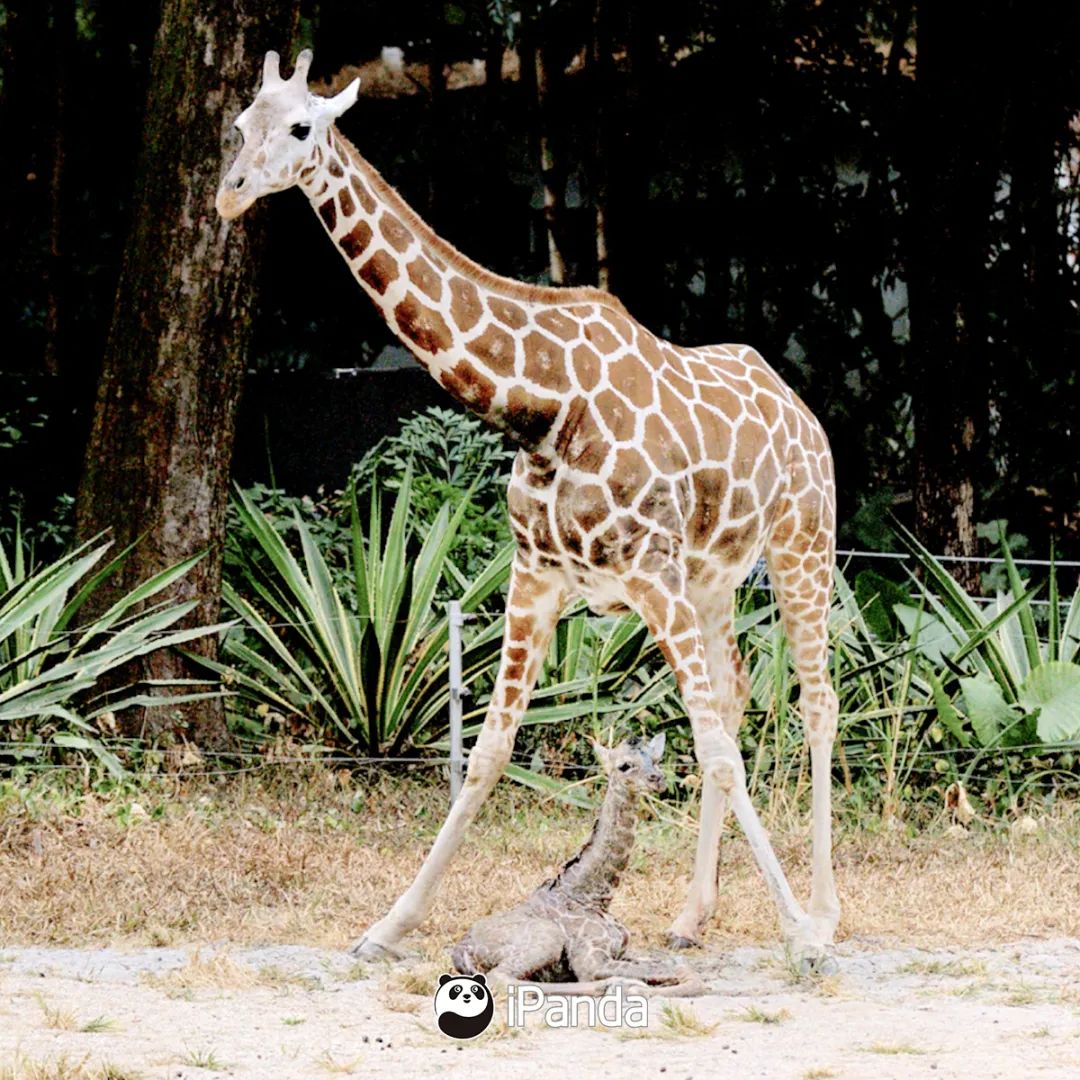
[666,933,701,951]
[349,934,409,962]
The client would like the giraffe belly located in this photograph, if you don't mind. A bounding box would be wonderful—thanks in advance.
[577,576,632,616]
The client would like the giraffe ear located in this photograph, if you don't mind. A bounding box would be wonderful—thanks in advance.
[589,737,616,774]
[318,77,361,121]
[646,732,666,762]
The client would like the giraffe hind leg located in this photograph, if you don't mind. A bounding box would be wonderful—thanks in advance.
[766,491,841,974]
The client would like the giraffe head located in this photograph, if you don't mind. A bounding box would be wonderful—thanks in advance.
[216,49,359,220]
[591,734,667,794]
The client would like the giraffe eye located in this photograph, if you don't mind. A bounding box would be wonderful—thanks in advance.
[290,123,312,140]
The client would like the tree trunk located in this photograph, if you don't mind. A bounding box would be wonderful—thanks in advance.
[589,0,611,291]
[75,0,299,747]
[533,38,568,285]
[908,4,1005,590]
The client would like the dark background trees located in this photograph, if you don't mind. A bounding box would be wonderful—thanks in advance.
[1,1,1079,621]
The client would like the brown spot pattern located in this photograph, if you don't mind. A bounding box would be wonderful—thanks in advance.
[610,355,655,409]
[572,344,601,391]
[340,220,373,260]
[657,382,700,462]
[523,331,570,392]
[317,198,337,232]
[595,389,635,442]
[440,360,495,412]
[689,469,729,548]
[407,256,443,302]
[734,422,768,480]
[489,297,528,330]
[395,294,453,353]
[466,324,516,377]
[556,400,609,473]
[535,308,579,341]
[598,307,634,343]
[350,175,376,213]
[380,212,414,253]
[328,156,344,178]
[338,186,356,218]
[358,250,399,294]
[608,448,651,507]
[639,334,665,369]
[506,387,561,448]
[645,414,689,473]
[448,276,483,332]
[585,322,620,354]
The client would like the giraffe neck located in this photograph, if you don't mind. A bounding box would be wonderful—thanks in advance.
[547,782,639,911]
[299,125,613,451]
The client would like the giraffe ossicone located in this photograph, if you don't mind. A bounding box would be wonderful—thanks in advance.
[217,49,842,974]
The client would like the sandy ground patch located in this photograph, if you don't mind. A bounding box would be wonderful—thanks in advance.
[1,938,1078,1079]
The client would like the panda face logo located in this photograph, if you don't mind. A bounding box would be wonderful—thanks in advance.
[433,972,494,1039]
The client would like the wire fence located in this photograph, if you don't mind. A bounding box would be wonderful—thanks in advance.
[4,545,1079,798]
[5,546,1078,640]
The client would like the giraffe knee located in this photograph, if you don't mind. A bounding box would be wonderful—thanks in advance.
[801,685,838,742]
[694,727,743,792]
[465,727,513,785]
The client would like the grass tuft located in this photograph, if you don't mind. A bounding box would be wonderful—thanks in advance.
[863,1042,927,1056]
[733,1003,791,1024]
[657,1002,719,1037]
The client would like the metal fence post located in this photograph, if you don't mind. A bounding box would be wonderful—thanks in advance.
[448,600,465,806]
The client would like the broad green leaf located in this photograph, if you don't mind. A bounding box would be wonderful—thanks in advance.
[1019,661,1080,742]
[501,763,594,808]
[960,673,1019,748]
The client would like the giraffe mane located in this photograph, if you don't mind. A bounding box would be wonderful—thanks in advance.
[331,127,632,316]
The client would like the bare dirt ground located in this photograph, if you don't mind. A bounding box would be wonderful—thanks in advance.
[2,777,1079,1078]
[2,938,1079,1079]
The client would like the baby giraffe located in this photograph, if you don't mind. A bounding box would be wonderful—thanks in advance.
[452,734,705,997]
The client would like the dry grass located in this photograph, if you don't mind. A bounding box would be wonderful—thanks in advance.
[0,1057,142,1080]
[0,770,1078,955]
[140,948,314,996]
[656,1002,719,1037]
[732,1004,792,1024]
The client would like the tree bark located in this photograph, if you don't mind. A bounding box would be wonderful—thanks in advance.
[908,4,1005,589]
[533,40,568,286]
[589,0,611,291]
[75,0,299,747]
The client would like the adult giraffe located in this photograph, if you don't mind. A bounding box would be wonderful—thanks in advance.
[217,50,840,972]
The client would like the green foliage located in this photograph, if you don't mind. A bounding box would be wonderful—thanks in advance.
[0,528,223,774]
[351,406,515,584]
[211,473,513,754]
[212,472,1080,812]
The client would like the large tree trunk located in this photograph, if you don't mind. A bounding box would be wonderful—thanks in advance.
[533,38,568,285]
[908,5,1005,590]
[75,0,299,747]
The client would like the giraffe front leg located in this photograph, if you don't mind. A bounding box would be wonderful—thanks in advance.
[668,597,749,947]
[351,561,567,959]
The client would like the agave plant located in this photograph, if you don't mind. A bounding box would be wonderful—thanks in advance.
[894,522,1080,747]
[209,471,514,754]
[0,527,223,774]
